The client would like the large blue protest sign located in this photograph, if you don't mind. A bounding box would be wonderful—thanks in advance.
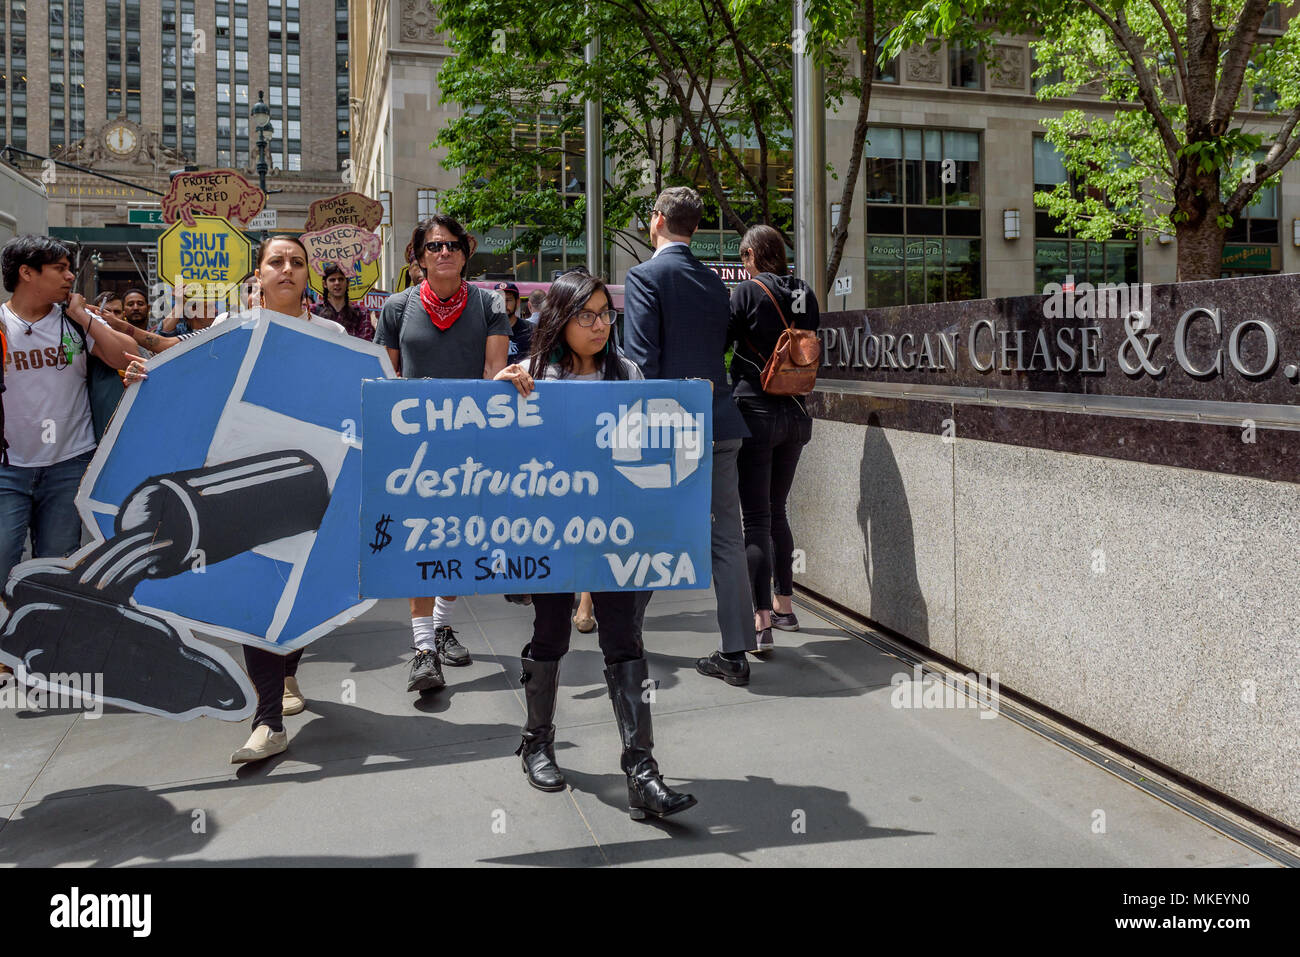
[0,310,395,721]
[359,379,713,597]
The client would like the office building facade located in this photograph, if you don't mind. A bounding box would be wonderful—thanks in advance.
[0,0,351,292]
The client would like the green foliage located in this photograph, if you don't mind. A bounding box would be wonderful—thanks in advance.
[887,0,1300,252]
[433,0,873,264]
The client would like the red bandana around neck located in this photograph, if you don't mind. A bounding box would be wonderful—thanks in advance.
[419,279,469,331]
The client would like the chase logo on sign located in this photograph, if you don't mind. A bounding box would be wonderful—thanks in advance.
[0,311,395,721]
[598,398,705,489]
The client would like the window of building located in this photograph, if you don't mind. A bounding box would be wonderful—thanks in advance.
[873,37,898,84]
[1032,135,1140,288]
[47,0,70,152]
[1,18,7,147]
[863,125,983,306]
[336,0,350,169]
[1030,49,1063,94]
[949,42,982,90]
[688,124,794,267]
[472,113,597,280]
[417,188,439,220]
[1222,152,1281,274]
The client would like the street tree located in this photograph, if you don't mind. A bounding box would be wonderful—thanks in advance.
[889,0,1300,280]
[434,0,881,289]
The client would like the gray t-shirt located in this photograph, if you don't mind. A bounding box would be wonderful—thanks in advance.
[376,283,511,379]
[541,356,644,381]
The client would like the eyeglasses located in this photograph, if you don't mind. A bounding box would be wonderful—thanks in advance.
[424,241,462,255]
[573,308,616,328]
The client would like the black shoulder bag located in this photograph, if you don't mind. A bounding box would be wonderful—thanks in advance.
[65,307,126,444]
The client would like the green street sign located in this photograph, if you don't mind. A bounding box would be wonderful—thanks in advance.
[128,208,165,226]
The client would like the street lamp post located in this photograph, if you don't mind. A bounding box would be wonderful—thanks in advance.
[252,90,274,241]
[792,0,827,307]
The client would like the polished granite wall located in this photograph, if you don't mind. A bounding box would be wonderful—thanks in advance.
[792,274,1300,830]
[789,417,956,659]
[791,416,1300,829]
[952,436,1300,830]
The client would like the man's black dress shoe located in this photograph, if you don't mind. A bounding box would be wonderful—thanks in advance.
[695,651,750,686]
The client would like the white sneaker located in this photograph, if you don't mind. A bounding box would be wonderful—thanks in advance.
[230,725,288,764]
[282,676,306,716]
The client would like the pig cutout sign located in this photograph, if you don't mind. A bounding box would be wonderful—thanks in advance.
[304,191,385,233]
[161,168,266,227]
[301,224,383,302]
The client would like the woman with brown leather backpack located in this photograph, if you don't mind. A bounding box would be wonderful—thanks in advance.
[726,225,821,655]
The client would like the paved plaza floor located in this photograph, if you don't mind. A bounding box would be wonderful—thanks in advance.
[0,590,1275,867]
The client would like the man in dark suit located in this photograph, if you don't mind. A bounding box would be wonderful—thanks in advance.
[623,187,755,686]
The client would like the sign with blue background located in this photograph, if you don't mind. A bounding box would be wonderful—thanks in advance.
[79,311,394,654]
[360,379,713,597]
[0,311,396,723]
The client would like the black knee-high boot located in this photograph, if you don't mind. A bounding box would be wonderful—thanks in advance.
[516,644,565,792]
[604,656,697,820]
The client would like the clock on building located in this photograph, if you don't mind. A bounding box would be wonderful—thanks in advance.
[104,123,138,158]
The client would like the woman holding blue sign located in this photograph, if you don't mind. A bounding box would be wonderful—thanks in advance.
[125,235,343,764]
[494,270,697,821]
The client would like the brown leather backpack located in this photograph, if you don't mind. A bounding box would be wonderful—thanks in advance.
[746,279,820,396]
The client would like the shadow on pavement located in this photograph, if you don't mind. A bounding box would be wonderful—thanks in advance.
[480,773,929,866]
[0,785,215,866]
[0,783,420,867]
[117,699,531,797]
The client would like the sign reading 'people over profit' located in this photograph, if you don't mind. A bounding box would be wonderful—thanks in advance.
[359,379,713,597]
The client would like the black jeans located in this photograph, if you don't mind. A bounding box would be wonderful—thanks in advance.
[735,396,812,612]
[243,645,303,732]
[529,591,644,665]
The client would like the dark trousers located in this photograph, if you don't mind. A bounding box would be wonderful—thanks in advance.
[243,645,303,732]
[529,591,643,664]
[632,438,754,654]
[735,397,812,611]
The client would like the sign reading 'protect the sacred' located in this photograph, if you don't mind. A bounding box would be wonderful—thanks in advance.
[359,379,713,597]
[302,224,382,302]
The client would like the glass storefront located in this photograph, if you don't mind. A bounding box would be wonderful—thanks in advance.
[1222,165,1280,276]
[471,114,596,280]
[1032,135,1140,288]
[863,125,983,306]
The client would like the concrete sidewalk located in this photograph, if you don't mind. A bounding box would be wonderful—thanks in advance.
[0,590,1273,867]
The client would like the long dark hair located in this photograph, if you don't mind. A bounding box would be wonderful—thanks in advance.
[739,224,789,276]
[411,215,475,278]
[527,271,628,380]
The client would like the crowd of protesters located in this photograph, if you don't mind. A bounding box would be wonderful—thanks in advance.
[0,185,819,822]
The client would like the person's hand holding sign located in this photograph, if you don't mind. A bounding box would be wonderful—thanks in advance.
[494,362,534,396]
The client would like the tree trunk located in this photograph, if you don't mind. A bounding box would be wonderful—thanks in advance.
[1173,168,1226,281]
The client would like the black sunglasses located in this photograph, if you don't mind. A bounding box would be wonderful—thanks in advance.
[423,240,463,255]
